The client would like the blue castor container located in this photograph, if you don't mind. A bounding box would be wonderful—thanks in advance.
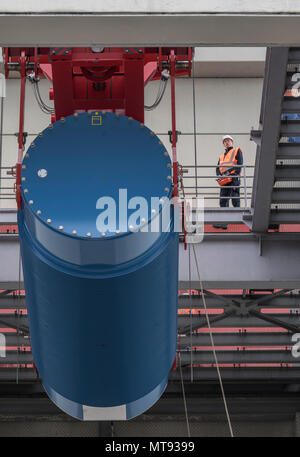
[18,112,178,420]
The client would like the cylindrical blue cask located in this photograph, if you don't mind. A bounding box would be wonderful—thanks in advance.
[18,112,178,420]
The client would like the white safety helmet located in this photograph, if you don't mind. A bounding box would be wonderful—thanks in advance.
[222,135,234,143]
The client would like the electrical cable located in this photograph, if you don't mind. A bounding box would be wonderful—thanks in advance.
[34,83,53,113]
[33,82,54,114]
[144,78,166,110]
[145,77,169,111]
[27,74,54,114]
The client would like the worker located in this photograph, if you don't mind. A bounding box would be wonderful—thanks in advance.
[216,135,243,208]
[213,135,243,229]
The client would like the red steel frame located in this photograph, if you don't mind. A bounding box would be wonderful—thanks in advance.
[4,47,193,209]
[5,47,192,123]
[15,50,26,210]
[170,50,178,199]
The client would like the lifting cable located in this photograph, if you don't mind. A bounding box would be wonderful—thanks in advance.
[191,54,198,196]
[178,350,191,437]
[178,243,193,438]
[17,244,22,384]
[180,53,234,436]
[191,244,234,437]
[176,118,191,437]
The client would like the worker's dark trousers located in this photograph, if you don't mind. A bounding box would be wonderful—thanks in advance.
[219,178,240,207]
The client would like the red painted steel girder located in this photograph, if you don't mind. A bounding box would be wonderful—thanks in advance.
[4,46,193,207]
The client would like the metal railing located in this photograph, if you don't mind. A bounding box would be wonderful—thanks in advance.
[0,164,255,207]
[0,166,16,200]
[181,164,254,210]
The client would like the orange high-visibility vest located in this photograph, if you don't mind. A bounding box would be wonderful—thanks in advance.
[219,147,239,175]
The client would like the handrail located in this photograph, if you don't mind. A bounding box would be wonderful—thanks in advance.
[180,164,253,209]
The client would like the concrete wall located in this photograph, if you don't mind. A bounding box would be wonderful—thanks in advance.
[0,72,262,208]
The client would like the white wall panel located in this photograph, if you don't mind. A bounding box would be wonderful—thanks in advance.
[1,76,261,207]
[2,79,53,135]
[145,79,193,134]
[195,78,263,134]
[145,78,263,134]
